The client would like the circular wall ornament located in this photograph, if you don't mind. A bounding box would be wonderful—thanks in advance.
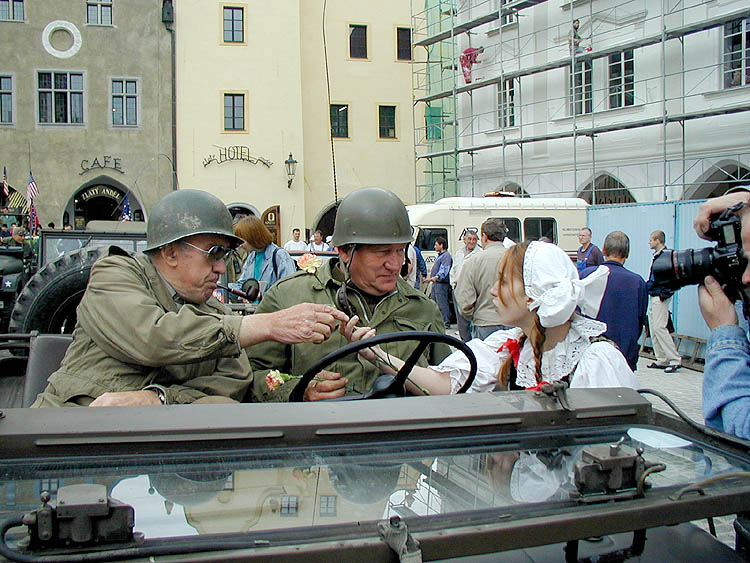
[42,20,82,59]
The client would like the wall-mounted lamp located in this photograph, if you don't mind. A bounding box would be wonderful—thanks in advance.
[285,153,298,188]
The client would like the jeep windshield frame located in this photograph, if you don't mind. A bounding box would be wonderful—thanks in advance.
[2,389,750,560]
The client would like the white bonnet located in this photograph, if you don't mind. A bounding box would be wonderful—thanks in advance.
[522,241,609,327]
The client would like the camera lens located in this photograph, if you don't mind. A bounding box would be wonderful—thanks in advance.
[652,247,714,289]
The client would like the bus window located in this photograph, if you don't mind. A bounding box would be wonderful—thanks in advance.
[488,218,521,244]
[524,217,557,243]
[414,227,448,251]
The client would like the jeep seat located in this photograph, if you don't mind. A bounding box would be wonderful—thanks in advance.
[23,332,73,407]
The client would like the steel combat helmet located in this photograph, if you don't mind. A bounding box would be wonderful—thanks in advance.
[331,187,413,247]
[145,189,243,251]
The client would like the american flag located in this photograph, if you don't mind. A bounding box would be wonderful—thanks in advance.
[28,202,40,232]
[26,171,38,203]
[2,166,8,197]
[121,193,132,221]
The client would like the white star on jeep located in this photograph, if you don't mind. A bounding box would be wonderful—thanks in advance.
[4,280,11,288]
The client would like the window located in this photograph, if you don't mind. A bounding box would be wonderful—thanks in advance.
[397,27,412,61]
[320,496,337,516]
[723,18,750,88]
[111,79,138,126]
[330,104,348,138]
[0,0,23,21]
[223,93,245,131]
[39,479,60,495]
[609,50,634,108]
[570,61,592,115]
[489,218,520,243]
[425,105,443,140]
[280,495,298,516]
[0,76,11,124]
[38,72,84,125]
[497,78,515,127]
[415,227,447,251]
[379,105,396,139]
[223,6,244,43]
[349,25,367,59]
[523,217,557,243]
[87,1,112,25]
[496,0,515,27]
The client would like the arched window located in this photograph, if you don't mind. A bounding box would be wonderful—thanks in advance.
[578,174,635,204]
[685,162,750,200]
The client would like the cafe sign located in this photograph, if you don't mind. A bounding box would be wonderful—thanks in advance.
[203,145,272,168]
[80,155,124,175]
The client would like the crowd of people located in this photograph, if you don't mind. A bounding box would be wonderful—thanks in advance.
[22,184,750,445]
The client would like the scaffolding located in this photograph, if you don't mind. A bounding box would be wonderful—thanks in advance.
[411,0,750,203]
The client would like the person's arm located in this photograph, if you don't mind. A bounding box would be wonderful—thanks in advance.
[435,255,452,282]
[699,275,750,438]
[454,261,477,320]
[341,317,451,395]
[275,249,298,282]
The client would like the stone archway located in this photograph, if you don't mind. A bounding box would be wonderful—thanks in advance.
[683,160,750,200]
[577,173,635,204]
[65,175,144,228]
[312,202,338,241]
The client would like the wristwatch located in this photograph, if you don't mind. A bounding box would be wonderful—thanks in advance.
[144,384,168,405]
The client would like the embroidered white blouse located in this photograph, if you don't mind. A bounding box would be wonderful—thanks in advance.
[432,313,637,394]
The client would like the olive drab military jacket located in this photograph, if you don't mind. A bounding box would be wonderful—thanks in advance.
[32,248,251,407]
[248,257,450,402]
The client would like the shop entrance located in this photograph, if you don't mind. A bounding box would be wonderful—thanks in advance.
[65,177,144,229]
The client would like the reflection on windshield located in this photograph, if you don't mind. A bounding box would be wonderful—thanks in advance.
[1,427,747,542]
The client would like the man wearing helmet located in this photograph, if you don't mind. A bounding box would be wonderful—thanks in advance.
[248,187,450,402]
[32,190,346,408]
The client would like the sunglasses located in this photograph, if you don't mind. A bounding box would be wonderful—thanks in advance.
[182,241,233,263]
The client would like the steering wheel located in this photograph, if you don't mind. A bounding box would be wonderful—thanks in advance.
[288,330,477,402]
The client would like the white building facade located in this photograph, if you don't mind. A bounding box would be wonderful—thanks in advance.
[412,0,750,203]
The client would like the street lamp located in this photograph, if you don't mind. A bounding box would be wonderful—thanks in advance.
[285,153,298,188]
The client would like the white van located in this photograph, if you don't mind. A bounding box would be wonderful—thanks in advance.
[407,196,588,267]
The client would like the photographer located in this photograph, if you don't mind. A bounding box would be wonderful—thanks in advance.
[694,189,750,440]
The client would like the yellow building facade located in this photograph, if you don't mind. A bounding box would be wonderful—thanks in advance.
[175,0,417,241]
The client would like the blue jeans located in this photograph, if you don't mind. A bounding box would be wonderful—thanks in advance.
[431,282,452,327]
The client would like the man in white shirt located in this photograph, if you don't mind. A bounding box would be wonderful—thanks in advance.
[450,230,480,340]
[284,228,308,261]
[308,230,328,253]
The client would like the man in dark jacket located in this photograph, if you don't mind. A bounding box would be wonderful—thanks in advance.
[582,231,647,371]
[646,230,682,372]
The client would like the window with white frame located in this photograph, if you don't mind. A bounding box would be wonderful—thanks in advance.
[223,6,244,43]
[723,18,750,88]
[0,0,23,21]
[570,61,592,115]
[0,75,12,124]
[492,0,515,28]
[497,78,515,128]
[280,495,298,516]
[87,0,112,25]
[319,496,337,516]
[111,79,138,126]
[330,104,348,138]
[608,50,634,108]
[379,105,396,138]
[38,72,84,125]
[224,93,245,131]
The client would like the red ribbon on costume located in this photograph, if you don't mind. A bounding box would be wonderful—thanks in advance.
[498,338,521,368]
[525,381,552,391]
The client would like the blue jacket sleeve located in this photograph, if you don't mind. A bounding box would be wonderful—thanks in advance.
[703,324,750,439]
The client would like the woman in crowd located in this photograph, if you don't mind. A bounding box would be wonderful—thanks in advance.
[344,240,637,393]
[231,216,297,294]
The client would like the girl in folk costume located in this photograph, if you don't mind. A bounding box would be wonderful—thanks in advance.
[344,241,636,394]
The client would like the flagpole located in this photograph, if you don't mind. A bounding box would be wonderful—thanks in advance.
[27,142,32,171]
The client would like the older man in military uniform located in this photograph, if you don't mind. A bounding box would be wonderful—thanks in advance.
[249,187,450,402]
[32,190,346,408]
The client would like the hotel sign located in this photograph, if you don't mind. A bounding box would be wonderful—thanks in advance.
[202,146,272,168]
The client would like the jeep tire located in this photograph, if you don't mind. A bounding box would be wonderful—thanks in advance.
[9,247,105,334]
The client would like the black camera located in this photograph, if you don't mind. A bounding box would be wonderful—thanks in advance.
[651,203,747,293]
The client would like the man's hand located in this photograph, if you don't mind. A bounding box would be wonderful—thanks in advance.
[241,303,349,347]
[698,275,738,330]
[694,191,750,240]
[303,370,348,401]
[89,390,161,407]
[341,316,379,363]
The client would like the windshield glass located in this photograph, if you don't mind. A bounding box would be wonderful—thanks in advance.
[3,425,747,542]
